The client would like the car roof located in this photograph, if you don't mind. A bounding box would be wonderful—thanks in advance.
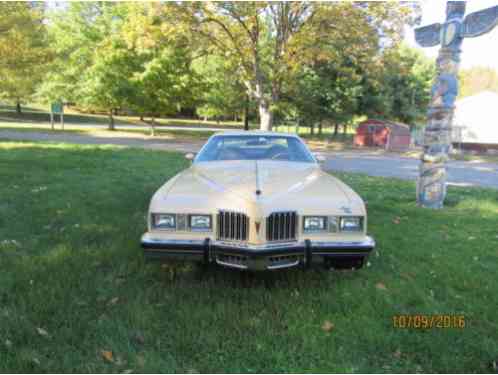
[212,130,299,138]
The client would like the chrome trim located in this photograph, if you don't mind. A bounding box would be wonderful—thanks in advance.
[215,259,249,270]
[141,236,374,251]
[214,240,303,251]
[141,235,205,247]
[267,259,300,270]
[311,236,375,249]
[267,211,297,242]
[217,210,249,242]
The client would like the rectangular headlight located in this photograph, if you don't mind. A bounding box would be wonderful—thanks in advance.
[152,213,175,229]
[189,215,212,231]
[340,216,363,232]
[328,216,339,232]
[303,216,327,232]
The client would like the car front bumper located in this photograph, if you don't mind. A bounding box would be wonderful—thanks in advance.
[141,233,375,271]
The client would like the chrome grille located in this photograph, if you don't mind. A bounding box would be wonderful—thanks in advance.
[217,211,249,241]
[266,212,297,242]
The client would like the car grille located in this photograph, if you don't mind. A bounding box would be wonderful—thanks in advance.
[217,211,249,241]
[266,211,297,242]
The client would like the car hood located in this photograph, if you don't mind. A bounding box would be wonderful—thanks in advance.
[157,160,364,215]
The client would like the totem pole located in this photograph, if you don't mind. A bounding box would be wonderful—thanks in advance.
[415,2,498,208]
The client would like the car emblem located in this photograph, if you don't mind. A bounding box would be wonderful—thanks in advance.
[255,221,261,234]
[340,206,352,214]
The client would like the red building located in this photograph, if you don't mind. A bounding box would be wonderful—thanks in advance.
[354,119,411,151]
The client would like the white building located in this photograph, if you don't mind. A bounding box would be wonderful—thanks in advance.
[453,91,498,146]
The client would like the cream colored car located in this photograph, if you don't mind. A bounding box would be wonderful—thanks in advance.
[141,132,375,271]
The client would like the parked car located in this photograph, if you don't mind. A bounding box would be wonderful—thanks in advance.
[141,131,375,271]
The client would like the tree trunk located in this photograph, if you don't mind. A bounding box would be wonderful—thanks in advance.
[108,111,115,131]
[258,100,272,131]
[150,116,155,136]
[310,123,315,136]
[318,120,323,135]
[16,101,21,114]
[343,123,348,139]
[140,115,144,122]
[244,96,249,131]
[334,123,339,137]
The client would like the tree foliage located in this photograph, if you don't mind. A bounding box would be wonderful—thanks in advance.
[167,1,419,130]
[1,1,434,134]
[0,2,51,112]
[459,66,498,98]
[193,55,246,122]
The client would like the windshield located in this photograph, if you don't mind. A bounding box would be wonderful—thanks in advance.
[195,135,316,163]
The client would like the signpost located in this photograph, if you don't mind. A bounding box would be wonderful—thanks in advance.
[50,102,64,130]
[414,2,498,209]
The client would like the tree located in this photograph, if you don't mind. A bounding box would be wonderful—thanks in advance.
[376,44,434,125]
[120,2,201,135]
[78,39,138,130]
[168,2,418,130]
[37,3,118,109]
[459,66,498,98]
[0,2,51,113]
[129,48,200,135]
[193,55,246,123]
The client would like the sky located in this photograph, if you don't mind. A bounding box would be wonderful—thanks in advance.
[405,0,498,71]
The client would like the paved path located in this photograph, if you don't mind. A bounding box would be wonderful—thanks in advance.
[2,130,497,189]
[0,129,204,153]
[324,151,498,189]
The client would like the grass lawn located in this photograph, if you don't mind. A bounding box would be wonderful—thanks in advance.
[0,103,253,130]
[0,123,214,142]
[1,142,498,373]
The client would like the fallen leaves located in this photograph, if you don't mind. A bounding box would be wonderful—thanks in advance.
[321,320,335,332]
[375,282,387,291]
[108,297,120,306]
[36,327,50,338]
[101,350,114,363]
[393,349,402,358]
[4,339,12,349]
[393,216,401,224]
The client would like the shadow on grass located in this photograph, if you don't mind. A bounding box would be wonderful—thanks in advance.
[0,109,136,126]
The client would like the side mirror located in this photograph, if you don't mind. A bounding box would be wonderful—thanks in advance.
[185,152,196,162]
[314,153,326,163]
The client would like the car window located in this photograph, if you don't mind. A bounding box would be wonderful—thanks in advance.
[195,135,315,163]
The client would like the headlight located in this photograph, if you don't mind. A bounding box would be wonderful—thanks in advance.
[340,216,363,232]
[328,216,339,232]
[152,213,175,229]
[190,215,211,231]
[303,216,327,232]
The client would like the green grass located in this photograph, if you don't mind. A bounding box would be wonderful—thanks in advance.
[1,142,498,373]
[0,103,252,129]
